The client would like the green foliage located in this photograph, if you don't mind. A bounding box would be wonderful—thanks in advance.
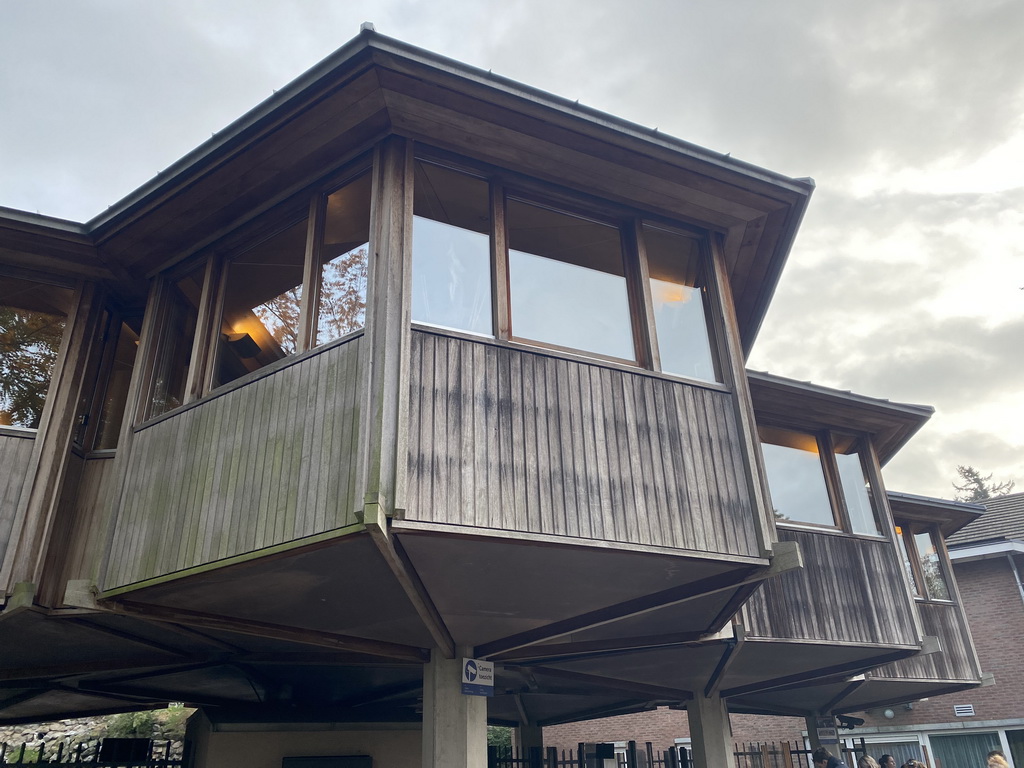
[105,709,157,738]
[487,726,513,747]
[5,746,39,764]
[0,306,65,428]
[953,465,1015,502]
[159,704,190,740]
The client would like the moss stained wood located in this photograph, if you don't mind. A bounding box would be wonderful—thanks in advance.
[870,601,980,682]
[740,528,920,647]
[405,330,759,556]
[104,337,363,589]
[0,432,36,578]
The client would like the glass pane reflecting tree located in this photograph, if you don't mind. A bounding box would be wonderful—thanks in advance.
[0,277,73,428]
[318,173,371,345]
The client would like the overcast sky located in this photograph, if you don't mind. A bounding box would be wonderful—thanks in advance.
[2,0,1021,499]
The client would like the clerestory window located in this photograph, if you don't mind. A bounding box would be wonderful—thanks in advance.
[895,524,952,601]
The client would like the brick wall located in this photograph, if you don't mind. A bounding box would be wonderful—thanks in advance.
[543,708,805,753]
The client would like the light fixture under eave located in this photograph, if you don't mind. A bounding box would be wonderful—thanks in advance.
[224,332,261,359]
[883,708,895,719]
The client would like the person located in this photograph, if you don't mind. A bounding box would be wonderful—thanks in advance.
[987,751,1010,768]
[813,747,850,768]
[877,756,896,768]
[858,756,880,768]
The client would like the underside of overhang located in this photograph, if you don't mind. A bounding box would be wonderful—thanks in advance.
[0,524,780,726]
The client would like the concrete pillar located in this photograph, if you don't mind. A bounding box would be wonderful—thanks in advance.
[516,723,544,767]
[422,651,487,768]
[686,694,733,768]
[805,715,822,751]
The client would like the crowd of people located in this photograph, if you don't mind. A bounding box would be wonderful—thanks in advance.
[811,746,1011,768]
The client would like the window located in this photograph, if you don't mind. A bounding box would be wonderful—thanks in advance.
[507,200,634,361]
[409,156,722,379]
[0,276,74,429]
[411,161,492,335]
[759,426,883,535]
[142,165,372,419]
[77,314,141,450]
[896,524,952,601]
[929,732,1001,767]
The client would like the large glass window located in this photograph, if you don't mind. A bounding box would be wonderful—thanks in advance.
[412,161,491,335]
[644,225,718,382]
[759,426,836,527]
[508,200,634,361]
[896,525,953,601]
[215,219,308,388]
[148,267,203,418]
[834,436,882,536]
[929,732,1001,767]
[317,174,371,345]
[0,277,74,428]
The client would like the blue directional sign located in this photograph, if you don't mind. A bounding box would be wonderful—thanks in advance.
[461,658,494,697]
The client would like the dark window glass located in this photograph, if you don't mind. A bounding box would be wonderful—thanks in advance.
[508,200,634,361]
[644,226,717,382]
[0,277,73,429]
[833,436,881,536]
[929,732,1000,767]
[759,426,836,528]
[318,174,371,345]
[94,320,141,449]
[914,530,951,600]
[412,162,492,335]
[215,219,307,388]
[149,268,203,418]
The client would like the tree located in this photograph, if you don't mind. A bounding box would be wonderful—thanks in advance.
[952,465,1015,502]
[0,306,65,428]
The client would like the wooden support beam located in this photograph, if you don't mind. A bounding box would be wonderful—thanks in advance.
[0,656,213,683]
[525,666,692,702]
[477,550,800,660]
[62,589,428,662]
[364,504,455,659]
[704,625,745,698]
[491,630,707,664]
[64,617,192,657]
[821,676,865,714]
[721,648,915,699]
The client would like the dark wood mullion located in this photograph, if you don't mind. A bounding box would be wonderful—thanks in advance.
[132,278,168,426]
[297,192,327,354]
[819,431,849,531]
[194,255,224,399]
[625,220,658,370]
[490,179,511,340]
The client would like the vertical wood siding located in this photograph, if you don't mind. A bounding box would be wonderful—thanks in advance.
[871,601,980,682]
[740,528,919,647]
[45,456,120,594]
[405,331,759,555]
[0,431,36,569]
[105,337,363,589]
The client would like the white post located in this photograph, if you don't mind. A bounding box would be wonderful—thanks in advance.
[687,694,733,768]
[422,650,487,768]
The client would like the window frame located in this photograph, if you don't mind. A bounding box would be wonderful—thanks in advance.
[896,522,955,603]
[759,424,886,537]
[410,149,728,385]
[136,158,373,425]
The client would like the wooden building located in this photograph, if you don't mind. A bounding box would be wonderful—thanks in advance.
[0,28,983,768]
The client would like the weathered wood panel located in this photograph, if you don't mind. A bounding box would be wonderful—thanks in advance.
[42,455,119,599]
[0,430,36,570]
[105,336,363,589]
[741,528,919,647]
[405,330,759,555]
[871,601,980,682]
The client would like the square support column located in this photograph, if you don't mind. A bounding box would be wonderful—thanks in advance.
[686,694,732,768]
[422,650,487,768]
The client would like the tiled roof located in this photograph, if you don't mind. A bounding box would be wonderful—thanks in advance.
[947,491,1024,546]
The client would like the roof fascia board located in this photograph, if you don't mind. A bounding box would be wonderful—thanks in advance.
[949,540,1024,562]
[85,29,812,239]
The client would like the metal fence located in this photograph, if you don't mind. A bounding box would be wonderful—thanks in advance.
[0,738,184,767]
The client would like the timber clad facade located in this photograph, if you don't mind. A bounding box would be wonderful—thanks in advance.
[0,28,984,768]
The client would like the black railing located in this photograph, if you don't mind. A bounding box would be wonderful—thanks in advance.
[0,738,184,767]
